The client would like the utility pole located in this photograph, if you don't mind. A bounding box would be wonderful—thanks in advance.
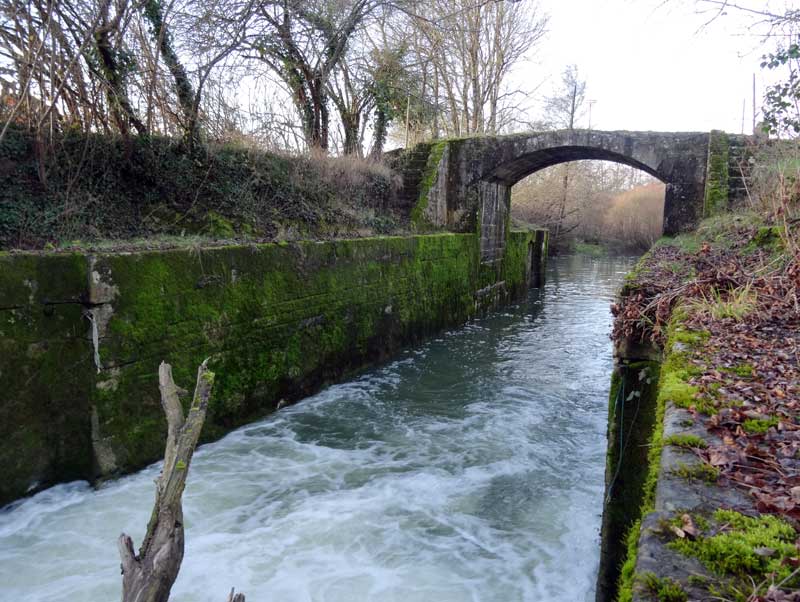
[752,73,756,134]
[741,98,746,134]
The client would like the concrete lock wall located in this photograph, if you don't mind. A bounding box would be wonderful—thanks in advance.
[0,230,546,505]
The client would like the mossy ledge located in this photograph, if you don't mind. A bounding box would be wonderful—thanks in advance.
[703,130,729,218]
[410,141,447,230]
[0,229,546,506]
[599,289,705,601]
[603,238,795,602]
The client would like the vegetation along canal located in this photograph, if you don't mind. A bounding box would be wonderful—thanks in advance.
[0,254,637,602]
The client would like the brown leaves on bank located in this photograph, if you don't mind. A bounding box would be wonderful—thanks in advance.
[613,220,800,523]
[697,315,800,520]
[613,223,800,347]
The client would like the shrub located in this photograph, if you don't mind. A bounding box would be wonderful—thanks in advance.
[0,127,403,249]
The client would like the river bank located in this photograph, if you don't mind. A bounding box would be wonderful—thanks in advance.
[605,213,800,602]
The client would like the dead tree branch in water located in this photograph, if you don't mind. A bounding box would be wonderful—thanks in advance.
[118,359,244,602]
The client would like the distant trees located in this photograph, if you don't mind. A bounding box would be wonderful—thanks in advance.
[0,0,549,154]
[539,64,587,243]
[511,161,664,251]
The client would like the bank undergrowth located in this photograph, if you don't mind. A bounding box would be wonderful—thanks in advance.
[0,127,404,250]
[610,208,800,601]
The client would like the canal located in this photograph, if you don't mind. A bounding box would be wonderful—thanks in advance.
[0,254,636,602]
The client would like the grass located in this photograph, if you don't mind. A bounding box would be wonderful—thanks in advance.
[664,434,708,449]
[688,283,757,322]
[670,461,720,483]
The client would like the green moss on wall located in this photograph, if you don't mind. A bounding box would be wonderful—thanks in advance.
[1,229,547,504]
[703,130,730,218]
[410,141,447,230]
[91,230,547,477]
[616,519,642,602]
[610,308,712,602]
[88,233,487,473]
[503,231,540,297]
[597,359,660,602]
[0,254,94,506]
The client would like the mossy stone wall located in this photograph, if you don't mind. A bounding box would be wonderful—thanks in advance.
[596,360,661,602]
[703,130,730,218]
[0,230,546,505]
[0,253,94,505]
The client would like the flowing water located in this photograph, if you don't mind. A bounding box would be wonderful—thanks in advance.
[0,254,636,602]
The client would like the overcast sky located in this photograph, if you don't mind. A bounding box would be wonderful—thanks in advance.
[522,0,788,134]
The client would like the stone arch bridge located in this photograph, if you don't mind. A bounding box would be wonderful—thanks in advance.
[394,130,749,261]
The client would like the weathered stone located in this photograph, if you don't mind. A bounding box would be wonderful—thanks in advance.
[400,130,751,263]
[0,230,547,506]
[0,253,94,505]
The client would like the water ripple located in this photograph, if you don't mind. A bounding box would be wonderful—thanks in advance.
[0,254,636,602]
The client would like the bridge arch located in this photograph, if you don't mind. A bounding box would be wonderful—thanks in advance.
[482,145,663,184]
[397,129,740,263]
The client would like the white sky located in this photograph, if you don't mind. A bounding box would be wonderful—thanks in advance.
[520,0,790,134]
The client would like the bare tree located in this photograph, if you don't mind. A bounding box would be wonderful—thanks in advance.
[405,0,548,139]
[244,0,382,152]
[542,64,585,130]
[540,64,587,243]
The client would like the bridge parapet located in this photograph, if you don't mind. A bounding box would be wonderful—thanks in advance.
[396,130,751,262]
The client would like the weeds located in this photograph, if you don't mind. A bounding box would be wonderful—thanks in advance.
[0,127,404,249]
[688,284,757,322]
[664,434,708,449]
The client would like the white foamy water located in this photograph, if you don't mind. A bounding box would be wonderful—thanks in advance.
[0,255,635,602]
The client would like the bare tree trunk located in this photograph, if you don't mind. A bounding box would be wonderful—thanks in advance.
[95,0,147,137]
[553,165,570,243]
[142,0,200,147]
[118,360,218,602]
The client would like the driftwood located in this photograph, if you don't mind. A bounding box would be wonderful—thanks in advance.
[227,589,246,602]
[118,360,244,602]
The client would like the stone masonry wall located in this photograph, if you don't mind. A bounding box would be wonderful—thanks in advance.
[0,230,546,505]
